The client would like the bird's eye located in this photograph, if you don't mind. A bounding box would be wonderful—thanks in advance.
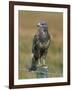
[41,24,44,25]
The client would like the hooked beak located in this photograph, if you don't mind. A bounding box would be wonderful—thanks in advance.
[37,22,41,27]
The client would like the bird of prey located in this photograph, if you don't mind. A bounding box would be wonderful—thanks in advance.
[29,20,51,71]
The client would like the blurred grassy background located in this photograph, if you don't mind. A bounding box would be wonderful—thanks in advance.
[18,11,63,79]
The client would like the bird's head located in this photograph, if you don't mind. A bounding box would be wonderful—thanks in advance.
[37,20,48,31]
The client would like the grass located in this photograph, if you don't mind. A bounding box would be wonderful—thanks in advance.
[18,28,63,79]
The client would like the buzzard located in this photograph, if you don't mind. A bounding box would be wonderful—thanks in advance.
[29,21,51,71]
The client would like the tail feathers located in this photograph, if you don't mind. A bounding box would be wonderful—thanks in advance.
[29,57,38,71]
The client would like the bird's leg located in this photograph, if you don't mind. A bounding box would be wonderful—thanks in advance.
[37,57,44,67]
[43,58,46,66]
[42,55,46,66]
[37,57,42,67]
